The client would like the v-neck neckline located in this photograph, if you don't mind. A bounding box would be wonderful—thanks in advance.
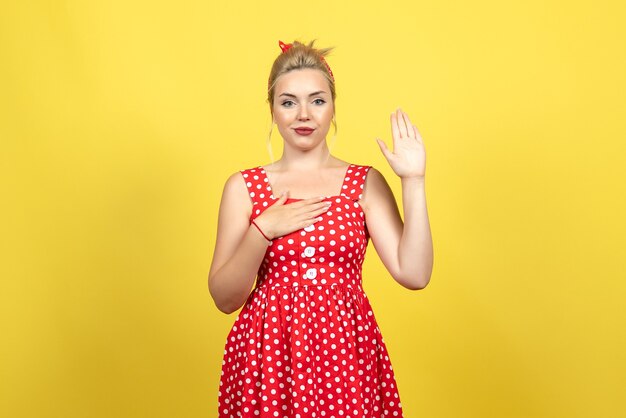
[258,164,353,200]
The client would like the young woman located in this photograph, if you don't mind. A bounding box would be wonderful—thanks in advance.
[208,39,433,417]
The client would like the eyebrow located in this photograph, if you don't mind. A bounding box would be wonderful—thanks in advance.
[278,90,328,98]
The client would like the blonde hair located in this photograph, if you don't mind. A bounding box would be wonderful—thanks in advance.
[266,39,338,164]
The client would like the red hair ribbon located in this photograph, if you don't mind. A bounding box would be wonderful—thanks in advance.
[279,40,293,53]
[268,40,335,89]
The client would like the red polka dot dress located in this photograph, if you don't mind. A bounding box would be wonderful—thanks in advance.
[217,163,404,417]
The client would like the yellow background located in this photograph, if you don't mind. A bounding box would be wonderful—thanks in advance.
[1,1,625,417]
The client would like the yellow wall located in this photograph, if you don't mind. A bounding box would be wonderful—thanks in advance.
[1,1,625,417]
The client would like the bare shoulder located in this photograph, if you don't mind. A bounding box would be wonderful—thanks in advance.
[222,170,253,219]
[360,166,396,211]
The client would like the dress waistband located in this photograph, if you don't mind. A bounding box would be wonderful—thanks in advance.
[253,281,364,293]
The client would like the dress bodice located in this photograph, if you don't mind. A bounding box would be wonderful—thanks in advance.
[240,164,372,290]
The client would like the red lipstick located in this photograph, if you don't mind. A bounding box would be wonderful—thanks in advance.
[294,128,315,136]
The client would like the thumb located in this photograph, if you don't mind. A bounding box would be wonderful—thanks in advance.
[276,189,289,203]
[376,137,393,161]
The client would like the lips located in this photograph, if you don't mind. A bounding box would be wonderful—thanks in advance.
[294,128,315,135]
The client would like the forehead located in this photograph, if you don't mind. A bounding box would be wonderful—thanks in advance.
[275,68,329,94]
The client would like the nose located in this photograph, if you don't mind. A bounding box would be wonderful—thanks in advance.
[298,104,309,120]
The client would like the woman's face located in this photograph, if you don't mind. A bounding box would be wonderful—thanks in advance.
[272,68,334,151]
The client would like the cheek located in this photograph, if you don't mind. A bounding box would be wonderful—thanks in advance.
[320,109,334,121]
[275,115,289,126]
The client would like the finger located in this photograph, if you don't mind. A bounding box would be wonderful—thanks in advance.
[300,215,322,229]
[397,108,408,138]
[401,111,414,138]
[319,200,332,208]
[272,191,287,204]
[306,218,317,227]
[315,205,331,216]
[412,124,422,142]
[376,137,393,160]
[390,111,400,142]
[309,201,332,213]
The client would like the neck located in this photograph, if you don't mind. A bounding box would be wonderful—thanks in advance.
[274,149,334,172]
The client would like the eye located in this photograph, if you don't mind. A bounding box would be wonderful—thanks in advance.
[313,98,326,105]
[281,100,295,107]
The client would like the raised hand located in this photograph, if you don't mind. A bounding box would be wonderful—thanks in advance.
[254,193,332,240]
[375,108,426,179]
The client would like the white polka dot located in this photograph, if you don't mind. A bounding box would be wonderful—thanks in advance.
[218,165,401,416]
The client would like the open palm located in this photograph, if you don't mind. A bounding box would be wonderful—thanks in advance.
[376,108,426,178]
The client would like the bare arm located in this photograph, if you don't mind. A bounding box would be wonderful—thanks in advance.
[360,167,433,290]
[208,172,270,314]
[208,172,332,313]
